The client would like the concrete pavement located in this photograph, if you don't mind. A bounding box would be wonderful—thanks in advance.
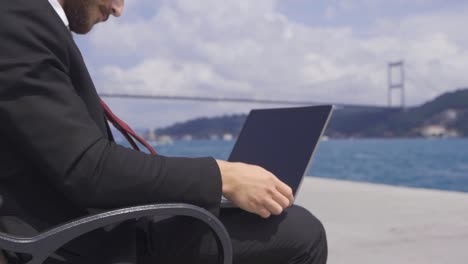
[296,177,468,264]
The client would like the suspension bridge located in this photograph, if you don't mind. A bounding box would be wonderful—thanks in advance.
[98,93,399,111]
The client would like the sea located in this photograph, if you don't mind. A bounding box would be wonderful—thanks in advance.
[134,138,468,193]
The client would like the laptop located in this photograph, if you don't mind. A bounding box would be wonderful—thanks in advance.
[221,105,334,207]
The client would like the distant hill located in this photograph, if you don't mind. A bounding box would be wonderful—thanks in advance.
[156,114,246,139]
[155,88,468,139]
[327,88,468,138]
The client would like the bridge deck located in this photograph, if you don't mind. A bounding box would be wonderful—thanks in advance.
[98,93,396,110]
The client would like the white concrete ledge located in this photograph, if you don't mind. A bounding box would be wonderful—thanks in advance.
[296,177,468,264]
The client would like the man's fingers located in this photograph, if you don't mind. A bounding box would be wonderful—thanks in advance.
[275,179,294,205]
[272,189,291,209]
[258,208,271,219]
[263,198,283,216]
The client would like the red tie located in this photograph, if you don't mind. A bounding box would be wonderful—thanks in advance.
[100,99,157,155]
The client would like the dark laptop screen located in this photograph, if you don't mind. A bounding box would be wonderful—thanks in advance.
[228,105,332,195]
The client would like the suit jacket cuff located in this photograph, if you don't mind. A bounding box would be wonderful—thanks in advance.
[162,156,222,216]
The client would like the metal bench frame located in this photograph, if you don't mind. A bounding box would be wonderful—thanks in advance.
[0,204,233,264]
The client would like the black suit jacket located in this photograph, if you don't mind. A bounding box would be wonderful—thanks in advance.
[0,0,222,231]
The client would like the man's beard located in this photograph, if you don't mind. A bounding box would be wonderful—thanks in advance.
[63,0,94,34]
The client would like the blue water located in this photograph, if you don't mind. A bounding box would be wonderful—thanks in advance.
[150,139,468,193]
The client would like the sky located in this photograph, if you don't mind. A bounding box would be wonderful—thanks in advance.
[75,0,468,129]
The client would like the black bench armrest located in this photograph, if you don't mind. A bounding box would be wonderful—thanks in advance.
[0,204,232,264]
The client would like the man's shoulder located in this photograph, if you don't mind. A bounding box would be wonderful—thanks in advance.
[0,0,68,36]
[0,0,50,14]
[0,0,76,76]
[0,0,72,63]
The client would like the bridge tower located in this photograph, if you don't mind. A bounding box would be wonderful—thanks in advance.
[387,61,405,108]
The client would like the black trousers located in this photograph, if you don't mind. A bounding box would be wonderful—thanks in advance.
[138,205,328,264]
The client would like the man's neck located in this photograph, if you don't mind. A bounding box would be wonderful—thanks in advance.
[58,0,65,8]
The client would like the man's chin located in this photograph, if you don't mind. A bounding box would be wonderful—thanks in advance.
[71,29,92,35]
[70,24,94,35]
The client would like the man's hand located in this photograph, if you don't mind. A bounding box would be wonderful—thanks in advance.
[216,160,294,218]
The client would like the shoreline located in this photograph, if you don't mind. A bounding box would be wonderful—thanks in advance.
[304,175,468,195]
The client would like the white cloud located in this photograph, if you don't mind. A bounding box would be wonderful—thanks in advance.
[324,7,337,21]
[84,0,468,126]
[101,59,253,96]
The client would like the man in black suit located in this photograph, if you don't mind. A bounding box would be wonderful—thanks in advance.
[0,0,327,263]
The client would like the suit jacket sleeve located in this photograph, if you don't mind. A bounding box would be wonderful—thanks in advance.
[0,2,222,212]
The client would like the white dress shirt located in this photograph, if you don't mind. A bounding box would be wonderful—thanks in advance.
[48,0,69,27]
